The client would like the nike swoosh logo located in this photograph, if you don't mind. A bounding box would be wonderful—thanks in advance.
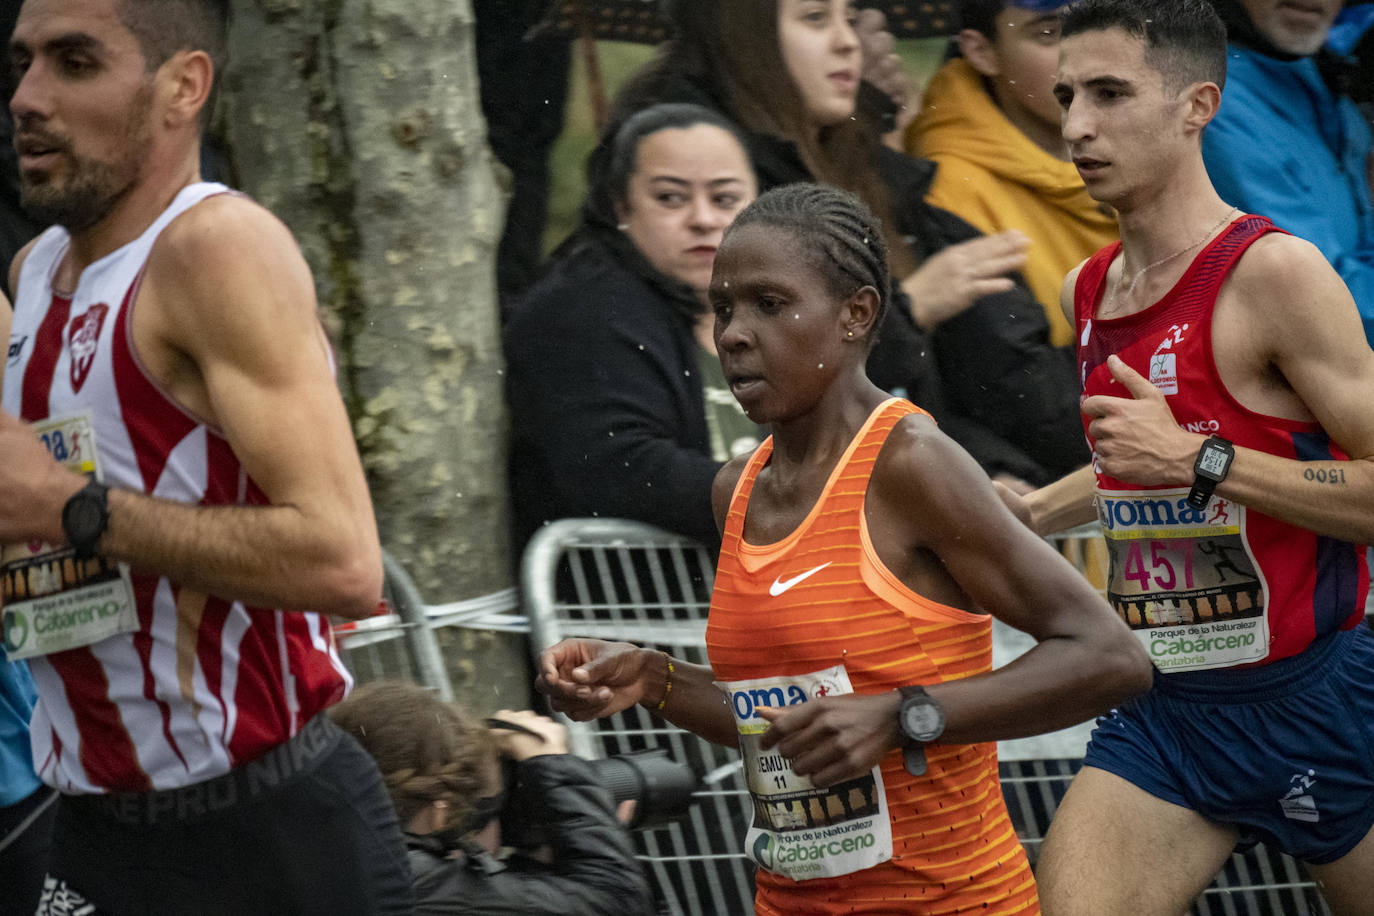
[769,562,832,597]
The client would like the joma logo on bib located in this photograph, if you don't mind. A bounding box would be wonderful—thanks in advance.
[1098,495,1206,532]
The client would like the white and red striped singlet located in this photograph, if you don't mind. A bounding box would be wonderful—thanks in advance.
[2,182,352,794]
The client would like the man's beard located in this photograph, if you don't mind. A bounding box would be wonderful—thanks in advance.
[17,83,152,233]
[20,153,138,233]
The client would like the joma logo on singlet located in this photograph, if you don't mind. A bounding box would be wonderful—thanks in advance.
[1098,496,1207,532]
[6,334,25,367]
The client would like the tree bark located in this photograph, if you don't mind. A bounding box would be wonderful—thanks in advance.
[223,0,526,710]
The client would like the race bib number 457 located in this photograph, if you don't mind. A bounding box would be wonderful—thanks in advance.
[1097,487,1269,671]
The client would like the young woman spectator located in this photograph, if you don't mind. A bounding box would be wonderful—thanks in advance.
[505,104,762,554]
[601,0,1088,490]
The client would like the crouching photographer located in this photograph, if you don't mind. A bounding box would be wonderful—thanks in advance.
[330,681,653,915]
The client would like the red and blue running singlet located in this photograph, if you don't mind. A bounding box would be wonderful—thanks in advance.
[1075,214,1368,673]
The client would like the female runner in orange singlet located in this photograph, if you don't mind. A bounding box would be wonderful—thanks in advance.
[538,183,1151,914]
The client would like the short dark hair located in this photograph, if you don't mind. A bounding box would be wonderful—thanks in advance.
[725,183,892,338]
[1061,0,1227,92]
[958,0,1008,38]
[117,0,228,75]
[604,102,752,207]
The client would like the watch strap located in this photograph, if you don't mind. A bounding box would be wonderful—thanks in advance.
[62,478,110,560]
[1187,435,1234,509]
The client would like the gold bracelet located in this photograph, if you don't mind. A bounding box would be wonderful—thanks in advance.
[655,653,675,712]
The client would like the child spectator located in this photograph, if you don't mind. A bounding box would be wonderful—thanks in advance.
[906,1,1118,348]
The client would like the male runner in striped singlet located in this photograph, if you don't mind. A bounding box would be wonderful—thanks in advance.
[0,0,412,912]
[1011,2,1374,913]
[538,183,1152,914]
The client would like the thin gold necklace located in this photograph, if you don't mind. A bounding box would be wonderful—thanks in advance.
[1104,207,1239,315]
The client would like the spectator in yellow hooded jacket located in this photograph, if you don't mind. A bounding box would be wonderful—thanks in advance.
[906,0,1117,348]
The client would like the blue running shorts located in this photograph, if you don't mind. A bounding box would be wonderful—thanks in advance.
[1082,624,1374,864]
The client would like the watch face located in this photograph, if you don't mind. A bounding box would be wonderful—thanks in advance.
[67,497,104,541]
[1197,445,1230,477]
[902,700,944,742]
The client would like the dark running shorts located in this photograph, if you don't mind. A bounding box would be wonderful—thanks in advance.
[1082,624,1374,864]
[37,713,415,916]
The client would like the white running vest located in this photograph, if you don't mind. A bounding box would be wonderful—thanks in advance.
[2,182,352,793]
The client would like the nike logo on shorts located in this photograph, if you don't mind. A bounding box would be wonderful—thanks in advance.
[769,562,832,597]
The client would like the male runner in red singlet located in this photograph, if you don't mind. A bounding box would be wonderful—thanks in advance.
[0,0,412,912]
[537,182,1152,914]
[1020,1,1374,913]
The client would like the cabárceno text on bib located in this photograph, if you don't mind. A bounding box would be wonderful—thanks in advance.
[1,412,138,660]
[716,664,892,881]
[1097,486,1269,671]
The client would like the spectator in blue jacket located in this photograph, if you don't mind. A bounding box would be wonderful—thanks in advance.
[1202,0,1374,344]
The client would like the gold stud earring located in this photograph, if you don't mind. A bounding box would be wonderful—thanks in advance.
[846,330,854,338]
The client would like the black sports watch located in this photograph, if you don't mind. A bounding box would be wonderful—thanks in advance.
[897,685,946,777]
[62,478,110,560]
[1187,435,1234,510]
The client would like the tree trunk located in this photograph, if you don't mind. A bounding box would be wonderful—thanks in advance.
[222,0,527,711]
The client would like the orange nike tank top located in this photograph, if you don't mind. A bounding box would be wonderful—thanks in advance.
[706,399,1039,914]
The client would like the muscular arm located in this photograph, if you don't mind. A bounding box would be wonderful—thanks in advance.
[1085,236,1374,545]
[0,197,381,618]
[762,420,1150,784]
[877,419,1150,742]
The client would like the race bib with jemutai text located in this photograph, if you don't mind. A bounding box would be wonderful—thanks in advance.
[716,665,892,882]
[1,413,138,659]
[1097,487,1269,672]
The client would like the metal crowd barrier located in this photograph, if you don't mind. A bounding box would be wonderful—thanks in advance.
[521,518,755,916]
[338,522,1361,915]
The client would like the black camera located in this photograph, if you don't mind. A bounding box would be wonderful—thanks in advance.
[499,747,699,848]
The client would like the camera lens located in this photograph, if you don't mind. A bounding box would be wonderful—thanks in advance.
[588,749,698,829]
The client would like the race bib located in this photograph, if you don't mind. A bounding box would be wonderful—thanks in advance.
[1097,487,1269,671]
[717,665,892,881]
[2,413,138,659]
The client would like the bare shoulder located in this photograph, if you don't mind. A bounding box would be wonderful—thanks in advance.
[871,411,985,521]
[143,194,320,357]
[1227,231,1363,355]
[149,194,306,292]
[711,452,753,534]
[8,235,42,300]
[1229,233,1351,320]
[1060,259,1088,329]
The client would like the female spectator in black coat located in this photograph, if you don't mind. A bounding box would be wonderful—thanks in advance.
[504,104,762,554]
[600,0,1088,489]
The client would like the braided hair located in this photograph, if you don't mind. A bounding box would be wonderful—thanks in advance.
[329,680,495,828]
[724,183,891,336]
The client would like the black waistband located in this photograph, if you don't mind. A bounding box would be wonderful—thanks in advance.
[68,712,343,827]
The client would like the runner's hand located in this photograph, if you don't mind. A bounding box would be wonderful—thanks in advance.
[900,231,1029,329]
[1081,355,1201,486]
[535,638,658,721]
[756,692,903,787]
[0,408,81,545]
